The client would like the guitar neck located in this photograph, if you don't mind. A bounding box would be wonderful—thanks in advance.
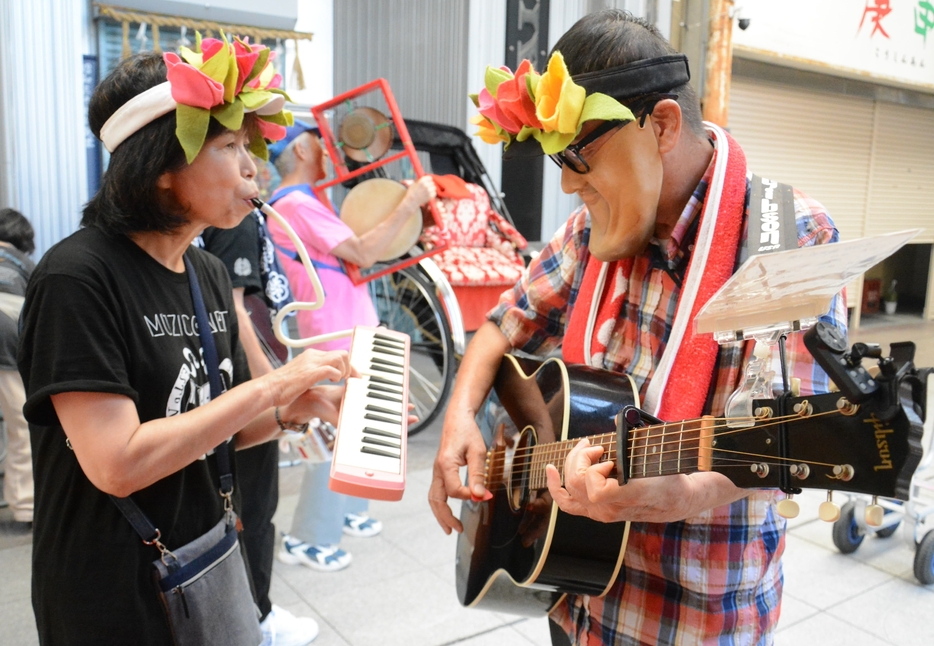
[525,418,710,490]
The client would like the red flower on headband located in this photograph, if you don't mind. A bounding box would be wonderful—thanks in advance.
[477,87,521,134]
[232,39,263,95]
[163,52,225,110]
[495,60,542,130]
[256,119,287,141]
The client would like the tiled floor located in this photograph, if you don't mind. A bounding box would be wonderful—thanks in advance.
[1,313,933,645]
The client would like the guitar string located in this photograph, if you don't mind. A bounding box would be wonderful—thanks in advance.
[490,410,852,486]
[495,444,842,477]
[502,408,841,461]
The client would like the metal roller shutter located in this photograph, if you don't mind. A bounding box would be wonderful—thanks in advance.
[866,102,934,243]
[728,77,875,242]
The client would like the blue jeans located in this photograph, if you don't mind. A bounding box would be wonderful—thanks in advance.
[288,459,369,545]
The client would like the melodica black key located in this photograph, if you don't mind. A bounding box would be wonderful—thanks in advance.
[331,326,411,502]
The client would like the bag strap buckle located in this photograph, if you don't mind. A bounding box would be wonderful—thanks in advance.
[142,528,178,567]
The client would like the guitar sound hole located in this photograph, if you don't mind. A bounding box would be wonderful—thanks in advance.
[508,426,536,512]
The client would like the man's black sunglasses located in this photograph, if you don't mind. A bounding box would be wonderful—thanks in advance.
[547,93,679,175]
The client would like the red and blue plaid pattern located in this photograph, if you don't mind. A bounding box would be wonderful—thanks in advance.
[488,168,846,645]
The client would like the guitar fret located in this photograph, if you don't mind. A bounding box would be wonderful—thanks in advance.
[677,421,684,474]
[641,426,648,477]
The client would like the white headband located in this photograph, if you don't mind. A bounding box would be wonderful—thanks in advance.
[99,81,287,153]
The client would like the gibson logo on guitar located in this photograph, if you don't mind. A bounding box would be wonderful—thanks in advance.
[867,415,894,472]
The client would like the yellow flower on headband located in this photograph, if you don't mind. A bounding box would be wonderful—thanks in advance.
[533,52,586,153]
[470,51,636,156]
[470,114,510,145]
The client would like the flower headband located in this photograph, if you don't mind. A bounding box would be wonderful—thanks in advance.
[471,52,690,157]
[99,33,293,163]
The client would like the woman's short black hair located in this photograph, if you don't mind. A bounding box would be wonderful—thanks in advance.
[82,52,232,235]
[0,208,35,254]
[553,10,707,137]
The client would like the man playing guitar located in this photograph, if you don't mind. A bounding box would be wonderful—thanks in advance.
[429,10,846,646]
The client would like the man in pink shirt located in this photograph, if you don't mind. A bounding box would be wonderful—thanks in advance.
[266,122,434,570]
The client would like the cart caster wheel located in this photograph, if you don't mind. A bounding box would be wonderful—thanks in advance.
[832,501,865,554]
[914,531,934,585]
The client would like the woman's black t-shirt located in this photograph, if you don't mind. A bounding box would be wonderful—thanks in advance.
[18,227,251,645]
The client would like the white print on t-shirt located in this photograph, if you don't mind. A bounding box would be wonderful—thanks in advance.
[143,310,229,338]
[165,346,234,417]
[233,257,252,276]
[265,270,290,306]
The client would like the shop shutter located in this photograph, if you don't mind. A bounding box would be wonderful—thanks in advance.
[865,102,934,243]
[729,77,875,243]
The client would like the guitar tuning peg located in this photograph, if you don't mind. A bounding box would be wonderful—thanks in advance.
[776,496,800,520]
[818,491,840,522]
[865,496,884,527]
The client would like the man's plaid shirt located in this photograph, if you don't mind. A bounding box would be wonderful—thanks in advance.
[488,163,846,645]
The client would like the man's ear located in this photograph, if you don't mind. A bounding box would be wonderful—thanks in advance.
[649,99,682,155]
[156,172,173,190]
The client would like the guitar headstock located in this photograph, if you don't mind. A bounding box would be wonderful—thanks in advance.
[711,389,923,502]
[712,324,928,511]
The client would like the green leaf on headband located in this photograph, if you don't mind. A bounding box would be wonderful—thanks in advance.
[239,90,271,111]
[211,98,244,131]
[525,72,541,99]
[244,48,270,86]
[201,44,230,85]
[516,125,537,142]
[176,104,211,164]
[265,88,294,103]
[534,130,576,155]
[469,93,479,108]
[248,132,269,161]
[256,109,290,126]
[579,92,635,125]
[484,66,513,96]
[180,45,202,66]
[223,54,238,103]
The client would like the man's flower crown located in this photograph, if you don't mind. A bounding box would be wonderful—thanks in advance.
[100,32,294,163]
[470,51,635,155]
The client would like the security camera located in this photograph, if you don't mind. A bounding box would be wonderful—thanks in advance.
[738,17,751,30]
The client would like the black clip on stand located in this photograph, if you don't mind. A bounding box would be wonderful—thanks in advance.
[803,320,914,424]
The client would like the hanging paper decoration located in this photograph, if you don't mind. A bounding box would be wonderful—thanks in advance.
[121,20,131,59]
[291,39,306,90]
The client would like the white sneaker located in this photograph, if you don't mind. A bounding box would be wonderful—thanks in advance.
[277,534,352,572]
[260,604,319,646]
[342,513,383,538]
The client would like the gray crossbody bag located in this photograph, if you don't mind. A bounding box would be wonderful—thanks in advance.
[110,256,262,646]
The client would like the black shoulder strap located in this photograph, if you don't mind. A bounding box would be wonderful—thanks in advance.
[110,254,233,544]
[746,174,797,258]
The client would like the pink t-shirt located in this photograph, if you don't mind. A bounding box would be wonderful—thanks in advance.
[266,185,378,351]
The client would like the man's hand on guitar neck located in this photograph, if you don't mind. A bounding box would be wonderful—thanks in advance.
[545,438,751,524]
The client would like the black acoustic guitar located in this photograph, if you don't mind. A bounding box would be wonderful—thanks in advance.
[455,352,925,617]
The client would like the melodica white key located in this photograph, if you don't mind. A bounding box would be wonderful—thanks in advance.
[330,326,410,501]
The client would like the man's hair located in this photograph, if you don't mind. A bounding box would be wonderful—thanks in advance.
[553,10,706,137]
[273,137,302,177]
[0,208,35,254]
[273,132,318,178]
[82,52,243,235]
